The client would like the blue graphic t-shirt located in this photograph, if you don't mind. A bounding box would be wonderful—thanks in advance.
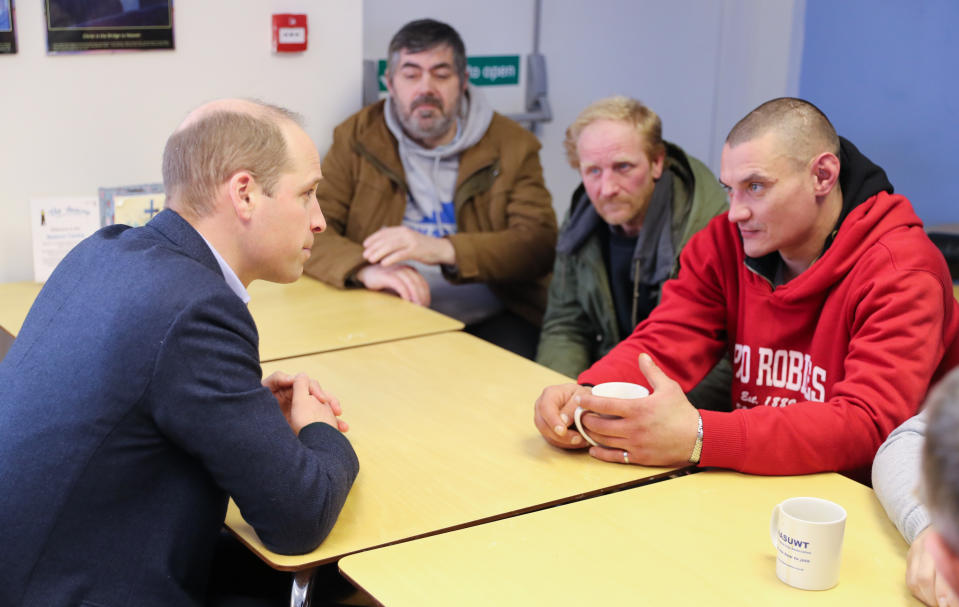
[403,197,456,238]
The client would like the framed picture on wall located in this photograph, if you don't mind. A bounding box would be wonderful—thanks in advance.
[45,0,174,54]
[0,0,16,55]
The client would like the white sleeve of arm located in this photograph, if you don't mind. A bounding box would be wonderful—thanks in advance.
[871,410,931,544]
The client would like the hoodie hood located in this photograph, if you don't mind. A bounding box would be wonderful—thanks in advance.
[827,136,895,249]
[837,136,895,210]
[556,184,603,254]
[384,83,494,159]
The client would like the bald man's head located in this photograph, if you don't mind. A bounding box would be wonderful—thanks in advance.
[162,99,303,217]
[726,97,839,169]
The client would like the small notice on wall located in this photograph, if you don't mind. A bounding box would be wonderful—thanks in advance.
[30,197,101,283]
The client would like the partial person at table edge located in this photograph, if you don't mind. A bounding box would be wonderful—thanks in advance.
[922,369,959,602]
[534,97,959,480]
[874,374,959,607]
[534,95,730,410]
[303,18,557,359]
[0,99,359,606]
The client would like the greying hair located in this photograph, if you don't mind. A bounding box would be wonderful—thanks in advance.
[922,367,959,552]
[564,96,665,169]
[726,97,839,167]
[161,102,301,217]
[386,19,467,81]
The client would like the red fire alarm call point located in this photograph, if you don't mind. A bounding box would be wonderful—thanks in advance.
[272,14,307,53]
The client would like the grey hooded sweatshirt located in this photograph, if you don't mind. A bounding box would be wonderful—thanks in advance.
[384,84,503,324]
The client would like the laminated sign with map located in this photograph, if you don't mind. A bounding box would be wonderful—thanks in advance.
[99,183,165,228]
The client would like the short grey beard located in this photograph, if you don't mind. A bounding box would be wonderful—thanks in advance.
[392,94,462,146]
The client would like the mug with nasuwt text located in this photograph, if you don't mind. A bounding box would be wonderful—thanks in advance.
[769,496,846,590]
[573,382,648,448]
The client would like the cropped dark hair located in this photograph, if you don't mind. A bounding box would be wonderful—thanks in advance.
[386,19,467,80]
[726,97,839,166]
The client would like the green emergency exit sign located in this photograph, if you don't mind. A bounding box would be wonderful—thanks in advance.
[377,55,520,91]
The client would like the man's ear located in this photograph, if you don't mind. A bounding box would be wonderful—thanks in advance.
[384,71,395,98]
[651,152,666,181]
[810,152,840,197]
[227,171,257,221]
[926,527,959,597]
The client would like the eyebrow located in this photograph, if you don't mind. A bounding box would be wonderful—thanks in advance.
[722,172,769,188]
[399,61,453,71]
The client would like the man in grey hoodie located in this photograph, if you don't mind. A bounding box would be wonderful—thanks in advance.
[305,19,557,358]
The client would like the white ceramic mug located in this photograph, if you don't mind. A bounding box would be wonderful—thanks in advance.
[573,382,649,448]
[769,496,847,590]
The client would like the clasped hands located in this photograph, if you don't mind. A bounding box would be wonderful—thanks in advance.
[533,353,700,467]
[355,226,456,306]
[262,371,349,436]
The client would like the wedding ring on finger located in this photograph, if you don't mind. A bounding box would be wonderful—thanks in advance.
[623,450,630,465]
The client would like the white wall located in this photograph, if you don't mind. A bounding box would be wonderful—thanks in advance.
[364,0,803,220]
[0,1,362,283]
[711,0,805,168]
[0,1,805,283]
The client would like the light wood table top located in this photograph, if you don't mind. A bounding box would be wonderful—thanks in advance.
[0,281,42,338]
[247,277,463,361]
[0,282,42,360]
[4,280,955,358]
[226,331,684,570]
[339,470,917,606]
[0,278,462,362]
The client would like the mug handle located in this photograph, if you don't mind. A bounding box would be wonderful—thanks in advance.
[573,406,600,448]
[770,502,782,549]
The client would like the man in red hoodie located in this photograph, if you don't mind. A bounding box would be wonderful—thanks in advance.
[534,97,959,478]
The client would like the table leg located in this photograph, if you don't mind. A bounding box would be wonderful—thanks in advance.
[290,568,315,607]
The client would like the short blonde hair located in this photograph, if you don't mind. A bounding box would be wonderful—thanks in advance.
[564,96,665,169]
[161,103,300,216]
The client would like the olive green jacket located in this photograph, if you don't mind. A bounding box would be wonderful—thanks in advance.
[536,143,730,404]
[305,100,557,326]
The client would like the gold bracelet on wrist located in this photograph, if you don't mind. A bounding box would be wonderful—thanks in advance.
[689,413,703,464]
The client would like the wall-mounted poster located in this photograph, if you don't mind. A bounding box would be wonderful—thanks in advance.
[30,197,101,283]
[0,0,16,54]
[45,0,173,54]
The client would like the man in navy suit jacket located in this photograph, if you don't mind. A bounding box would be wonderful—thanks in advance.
[0,99,360,606]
